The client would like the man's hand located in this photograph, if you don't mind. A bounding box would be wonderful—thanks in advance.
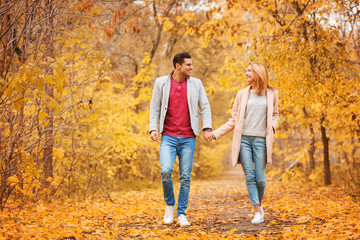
[150,130,159,142]
[203,131,214,142]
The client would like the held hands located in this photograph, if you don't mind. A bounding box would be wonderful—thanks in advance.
[203,131,215,143]
[151,130,214,143]
[150,130,159,142]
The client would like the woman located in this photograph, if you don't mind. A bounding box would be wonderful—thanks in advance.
[211,62,279,224]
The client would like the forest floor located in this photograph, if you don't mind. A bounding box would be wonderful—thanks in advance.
[1,169,360,239]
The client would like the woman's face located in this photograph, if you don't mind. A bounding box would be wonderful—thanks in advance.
[245,66,255,84]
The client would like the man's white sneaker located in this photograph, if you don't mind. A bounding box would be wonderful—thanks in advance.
[163,205,175,224]
[251,212,264,224]
[178,214,191,227]
[260,206,264,218]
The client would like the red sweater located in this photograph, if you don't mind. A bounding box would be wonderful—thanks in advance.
[162,77,195,137]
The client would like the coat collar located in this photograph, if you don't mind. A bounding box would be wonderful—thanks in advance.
[164,71,192,106]
[266,88,274,123]
[168,71,190,81]
[242,85,252,103]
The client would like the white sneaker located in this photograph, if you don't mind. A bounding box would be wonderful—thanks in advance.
[251,212,264,224]
[178,214,191,227]
[163,205,175,224]
[260,206,264,218]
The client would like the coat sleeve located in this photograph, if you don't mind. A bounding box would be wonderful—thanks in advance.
[199,81,212,130]
[149,78,161,133]
[213,91,242,139]
[272,89,279,133]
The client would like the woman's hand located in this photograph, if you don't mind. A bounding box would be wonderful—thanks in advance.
[204,131,215,142]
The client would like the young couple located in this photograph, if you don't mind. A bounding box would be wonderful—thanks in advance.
[149,52,279,226]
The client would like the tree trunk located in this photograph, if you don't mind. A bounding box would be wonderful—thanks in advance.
[150,0,178,63]
[0,0,9,78]
[16,0,31,192]
[42,0,55,188]
[320,116,331,185]
[309,125,316,170]
[0,0,7,210]
[302,108,316,170]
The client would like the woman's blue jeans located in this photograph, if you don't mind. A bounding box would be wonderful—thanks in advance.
[160,134,196,216]
[239,135,267,206]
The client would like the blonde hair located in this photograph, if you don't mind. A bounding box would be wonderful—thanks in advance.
[248,62,272,95]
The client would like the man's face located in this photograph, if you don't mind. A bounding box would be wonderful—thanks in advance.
[177,58,193,77]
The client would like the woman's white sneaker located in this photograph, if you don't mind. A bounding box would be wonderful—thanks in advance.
[260,206,264,218]
[178,214,191,226]
[163,205,175,224]
[251,212,264,224]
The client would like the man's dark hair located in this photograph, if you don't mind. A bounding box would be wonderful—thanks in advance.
[173,52,191,68]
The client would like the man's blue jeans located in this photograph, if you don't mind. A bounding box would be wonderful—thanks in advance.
[160,134,196,216]
[239,135,267,206]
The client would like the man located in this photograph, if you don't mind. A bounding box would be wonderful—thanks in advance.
[149,52,213,226]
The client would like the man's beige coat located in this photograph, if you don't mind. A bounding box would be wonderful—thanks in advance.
[213,86,279,167]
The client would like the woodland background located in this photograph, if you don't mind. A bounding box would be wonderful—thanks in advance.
[1,0,360,212]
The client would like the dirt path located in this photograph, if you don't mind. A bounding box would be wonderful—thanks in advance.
[187,169,279,235]
[4,169,359,239]
[124,169,281,237]
[112,169,282,239]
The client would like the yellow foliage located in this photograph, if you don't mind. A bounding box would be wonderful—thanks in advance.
[37,76,45,90]
[161,17,174,32]
[39,110,48,123]
[1,0,359,212]
[1,175,360,239]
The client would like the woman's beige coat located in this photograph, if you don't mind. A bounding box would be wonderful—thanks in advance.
[213,86,279,167]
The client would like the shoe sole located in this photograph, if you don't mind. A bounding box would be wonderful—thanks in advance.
[179,220,191,226]
[251,220,264,224]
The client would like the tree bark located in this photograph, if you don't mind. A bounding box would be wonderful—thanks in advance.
[308,125,316,170]
[42,0,55,188]
[0,0,9,79]
[302,108,316,170]
[150,0,178,63]
[320,116,331,185]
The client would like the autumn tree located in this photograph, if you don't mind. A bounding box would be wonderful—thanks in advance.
[194,0,360,185]
[0,0,88,208]
[1,0,359,211]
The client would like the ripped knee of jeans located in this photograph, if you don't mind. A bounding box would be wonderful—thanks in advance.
[179,174,191,184]
[244,173,256,182]
[257,180,266,188]
[161,172,172,183]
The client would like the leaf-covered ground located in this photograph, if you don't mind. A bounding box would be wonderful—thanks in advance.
[1,170,360,239]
